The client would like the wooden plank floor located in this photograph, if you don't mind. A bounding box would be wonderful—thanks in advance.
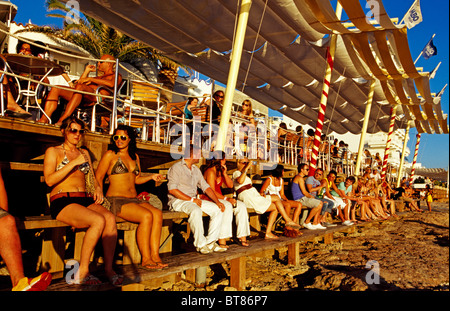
[45,222,360,291]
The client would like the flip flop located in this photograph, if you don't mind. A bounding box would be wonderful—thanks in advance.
[237,239,250,247]
[140,263,162,270]
[155,262,169,269]
[285,222,301,229]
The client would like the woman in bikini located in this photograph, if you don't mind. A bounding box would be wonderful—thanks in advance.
[43,116,121,286]
[95,125,167,269]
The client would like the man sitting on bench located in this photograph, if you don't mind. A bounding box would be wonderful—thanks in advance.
[393,183,422,212]
[167,147,231,254]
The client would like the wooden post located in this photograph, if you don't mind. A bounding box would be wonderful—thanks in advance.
[123,227,141,265]
[185,269,196,283]
[323,232,333,244]
[287,242,300,265]
[41,227,66,278]
[230,256,246,290]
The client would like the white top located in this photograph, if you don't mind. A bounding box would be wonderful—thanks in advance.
[265,176,282,198]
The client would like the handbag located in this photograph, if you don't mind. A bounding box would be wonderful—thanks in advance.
[81,149,111,211]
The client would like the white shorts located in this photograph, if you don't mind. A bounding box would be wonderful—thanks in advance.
[330,196,347,209]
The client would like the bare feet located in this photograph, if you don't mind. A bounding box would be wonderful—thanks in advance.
[265,233,279,240]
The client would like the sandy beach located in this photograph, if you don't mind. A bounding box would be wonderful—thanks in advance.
[148,200,449,291]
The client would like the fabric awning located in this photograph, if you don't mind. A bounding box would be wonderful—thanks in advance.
[59,0,448,135]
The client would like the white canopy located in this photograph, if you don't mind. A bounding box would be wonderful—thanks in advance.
[59,0,448,135]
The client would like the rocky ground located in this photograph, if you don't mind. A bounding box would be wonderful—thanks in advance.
[148,201,449,291]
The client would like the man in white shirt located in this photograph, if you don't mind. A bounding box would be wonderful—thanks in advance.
[167,149,230,254]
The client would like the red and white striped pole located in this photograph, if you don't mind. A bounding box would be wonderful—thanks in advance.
[380,105,398,179]
[309,47,334,175]
[409,133,421,184]
[308,2,342,176]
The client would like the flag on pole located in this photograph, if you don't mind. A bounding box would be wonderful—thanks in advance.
[422,37,438,59]
[437,84,447,98]
[429,61,441,79]
[403,0,423,29]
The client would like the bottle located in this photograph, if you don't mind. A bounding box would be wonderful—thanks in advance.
[317,187,326,198]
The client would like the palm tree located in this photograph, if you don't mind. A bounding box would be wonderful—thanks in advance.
[18,0,181,102]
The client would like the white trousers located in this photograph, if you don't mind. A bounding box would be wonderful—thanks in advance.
[330,196,349,216]
[219,199,251,239]
[170,199,229,248]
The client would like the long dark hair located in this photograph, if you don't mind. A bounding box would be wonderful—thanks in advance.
[203,150,226,177]
[272,164,284,179]
[110,125,137,160]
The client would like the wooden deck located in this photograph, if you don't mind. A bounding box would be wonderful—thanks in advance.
[44,221,361,291]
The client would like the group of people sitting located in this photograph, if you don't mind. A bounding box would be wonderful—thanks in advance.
[0,118,430,291]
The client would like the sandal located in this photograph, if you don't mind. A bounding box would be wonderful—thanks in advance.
[237,239,250,247]
[285,222,301,229]
[74,274,102,285]
[109,274,124,286]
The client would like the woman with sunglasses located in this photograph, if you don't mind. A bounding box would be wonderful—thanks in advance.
[43,116,121,286]
[236,100,257,157]
[96,125,167,269]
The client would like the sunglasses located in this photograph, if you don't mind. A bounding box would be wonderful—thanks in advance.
[216,95,224,98]
[67,128,86,135]
[113,135,128,141]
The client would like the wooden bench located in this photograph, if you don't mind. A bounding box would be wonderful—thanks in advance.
[15,207,260,280]
[44,220,363,291]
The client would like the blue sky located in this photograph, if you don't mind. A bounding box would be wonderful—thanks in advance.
[11,0,449,169]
